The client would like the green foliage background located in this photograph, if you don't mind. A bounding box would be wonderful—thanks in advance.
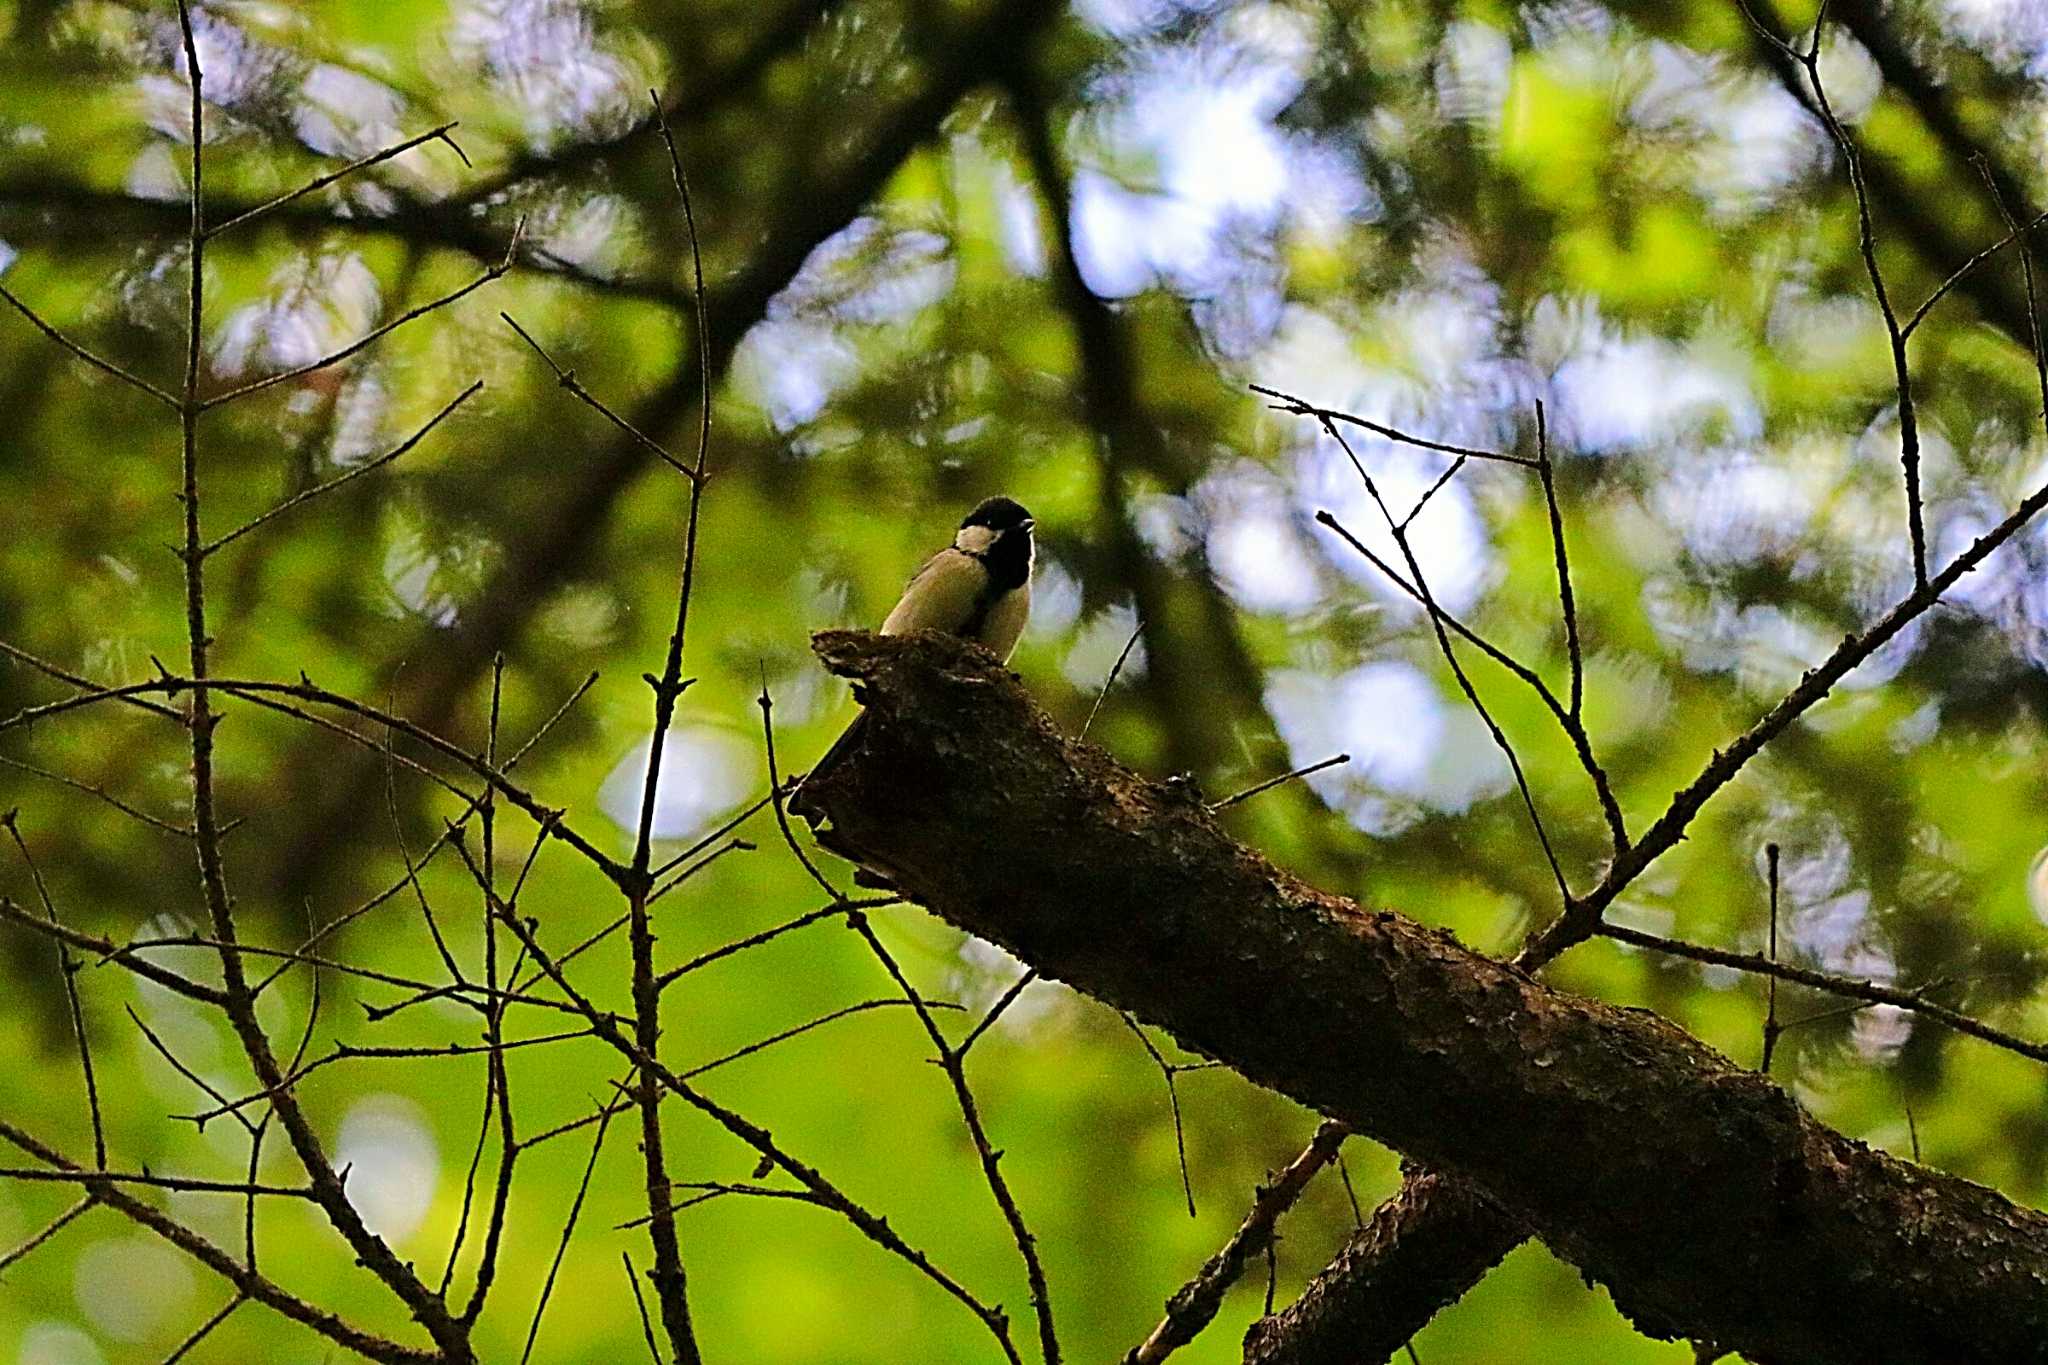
[3,0,2048,1360]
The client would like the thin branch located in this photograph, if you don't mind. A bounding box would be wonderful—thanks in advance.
[0,1120,435,1365]
[204,122,467,239]
[500,314,699,482]
[759,681,851,903]
[0,755,188,836]
[1208,754,1350,812]
[542,93,723,1365]
[1080,616,1145,740]
[162,1294,245,1365]
[1120,1013,1199,1219]
[0,1194,95,1276]
[461,653,520,1331]
[1977,158,2048,440]
[515,1070,634,1155]
[957,969,1038,1060]
[0,638,183,722]
[383,711,467,988]
[1533,402,1585,722]
[200,380,481,556]
[465,848,1025,1363]
[1522,458,2048,965]
[518,1097,619,1365]
[851,912,1060,1363]
[198,223,523,411]
[1902,204,2048,339]
[1311,415,1571,903]
[126,1006,254,1139]
[626,1181,831,1224]
[199,676,622,880]
[626,1254,663,1365]
[0,281,181,409]
[4,812,106,1167]
[1601,921,2048,1064]
[652,789,777,878]
[647,836,755,906]
[1397,453,1469,531]
[1760,3,1927,588]
[678,997,955,1082]
[1252,385,1541,468]
[651,91,714,484]
[654,902,854,993]
[0,896,227,1005]
[1312,511,1630,849]
[283,668,599,991]
[1761,843,1783,1073]
[0,1166,314,1198]
[1123,1120,1350,1364]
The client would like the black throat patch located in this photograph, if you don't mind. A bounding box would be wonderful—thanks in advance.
[959,529,1031,642]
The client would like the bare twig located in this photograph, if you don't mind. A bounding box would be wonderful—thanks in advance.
[201,380,482,556]
[958,969,1038,1060]
[0,896,223,1005]
[1309,415,1571,903]
[199,224,522,411]
[462,844,1026,1364]
[500,314,700,482]
[1209,754,1350,812]
[0,1119,434,1364]
[519,1098,620,1365]
[1761,843,1783,1073]
[1311,512,1629,849]
[1081,616,1145,740]
[1903,204,2048,339]
[1533,402,1586,723]
[0,638,182,722]
[679,997,956,1081]
[626,1253,663,1365]
[655,902,856,993]
[1521,458,2048,965]
[1123,1120,1349,1364]
[4,812,106,1167]
[1601,921,2048,1065]
[1120,1013,1201,1219]
[289,668,599,992]
[0,755,188,836]
[851,912,1060,1363]
[162,1294,246,1365]
[0,281,180,409]
[1978,159,2048,439]
[1735,0,1926,587]
[1252,385,1541,467]
[204,122,467,239]
[0,1194,95,1276]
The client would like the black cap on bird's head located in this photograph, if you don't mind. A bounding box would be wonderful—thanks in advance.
[954,495,1035,589]
[962,495,1033,533]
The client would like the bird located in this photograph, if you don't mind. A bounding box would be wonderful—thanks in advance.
[800,495,1035,791]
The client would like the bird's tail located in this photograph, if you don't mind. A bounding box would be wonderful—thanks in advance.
[790,711,868,818]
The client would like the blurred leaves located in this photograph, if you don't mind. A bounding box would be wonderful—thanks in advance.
[5,0,2048,1361]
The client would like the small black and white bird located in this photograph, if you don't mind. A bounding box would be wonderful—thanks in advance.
[804,495,1035,785]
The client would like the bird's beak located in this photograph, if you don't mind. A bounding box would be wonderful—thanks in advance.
[1021,518,1036,531]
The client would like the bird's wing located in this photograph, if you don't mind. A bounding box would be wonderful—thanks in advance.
[880,548,985,636]
[980,580,1030,662]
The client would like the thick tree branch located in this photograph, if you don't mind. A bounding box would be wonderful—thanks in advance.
[794,630,2048,1365]
[1241,1168,1523,1365]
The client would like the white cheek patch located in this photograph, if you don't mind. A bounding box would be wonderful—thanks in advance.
[955,524,998,554]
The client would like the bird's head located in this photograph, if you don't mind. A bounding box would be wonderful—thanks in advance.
[955,496,1034,557]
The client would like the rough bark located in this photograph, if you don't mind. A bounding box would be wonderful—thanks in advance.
[793,630,2048,1365]
[1240,1168,1522,1365]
